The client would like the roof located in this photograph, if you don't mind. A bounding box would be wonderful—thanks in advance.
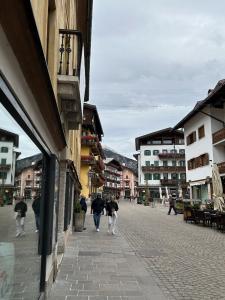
[135,127,184,150]
[0,128,19,147]
[174,79,225,129]
[16,153,42,174]
[83,103,104,139]
[104,158,122,170]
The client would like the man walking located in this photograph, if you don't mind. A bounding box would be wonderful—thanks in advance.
[91,194,104,232]
[168,193,177,215]
[14,197,27,237]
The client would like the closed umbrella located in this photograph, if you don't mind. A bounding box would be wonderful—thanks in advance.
[212,164,224,211]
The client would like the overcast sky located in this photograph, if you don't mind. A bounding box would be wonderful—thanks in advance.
[90,0,225,158]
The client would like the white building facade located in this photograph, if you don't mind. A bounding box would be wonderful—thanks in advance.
[135,128,187,199]
[174,80,225,201]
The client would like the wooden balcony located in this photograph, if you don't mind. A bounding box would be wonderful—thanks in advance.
[218,162,225,174]
[0,164,11,171]
[142,166,186,172]
[160,179,187,186]
[81,155,95,165]
[213,127,225,145]
[158,153,185,159]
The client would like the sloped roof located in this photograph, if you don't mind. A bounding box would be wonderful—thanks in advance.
[104,157,122,170]
[0,128,19,147]
[16,153,42,174]
[135,127,184,150]
[83,103,104,139]
[174,79,225,129]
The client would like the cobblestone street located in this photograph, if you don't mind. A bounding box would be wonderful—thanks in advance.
[50,200,225,300]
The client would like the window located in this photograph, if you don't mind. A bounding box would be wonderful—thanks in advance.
[163,161,168,167]
[162,149,168,153]
[145,161,150,166]
[144,173,152,180]
[178,139,184,145]
[152,140,161,145]
[170,149,177,154]
[154,161,159,166]
[1,159,6,165]
[172,160,176,166]
[198,125,205,139]
[163,139,172,144]
[186,131,196,145]
[179,149,185,154]
[163,173,168,180]
[1,147,8,153]
[179,160,185,167]
[144,150,151,156]
[153,150,159,155]
[171,173,178,180]
[153,173,160,180]
[180,173,186,180]
[187,153,209,170]
[28,174,30,179]
[0,172,7,179]
[126,175,129,179]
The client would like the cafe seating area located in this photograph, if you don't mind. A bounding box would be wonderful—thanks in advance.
[184,206,225,231]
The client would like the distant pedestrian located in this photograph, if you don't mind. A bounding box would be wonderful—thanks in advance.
[80,195,87,230]
[32,194,41,232]
[106,197,119,235]
[91,194,104,232]
[168,193,177,215]
[14,197,27,237]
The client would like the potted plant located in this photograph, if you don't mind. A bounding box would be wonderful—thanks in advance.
[73,201,84,232]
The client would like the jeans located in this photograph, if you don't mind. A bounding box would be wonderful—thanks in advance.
[93,212,101,229]
[35,214,40,230]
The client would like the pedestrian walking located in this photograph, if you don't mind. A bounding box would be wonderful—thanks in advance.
[91,193,104,232]
[14,197,27,237]
[168,193,177,215]
[80,195,87,230]
[32,194,41,232]
[106,197,119,235]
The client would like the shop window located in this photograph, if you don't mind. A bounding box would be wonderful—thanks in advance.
[144,150,151,156]
[186,131,196,145]
[198,125,205,139]
[153,150,159,155]
[153,173,160,180]
[1,146,8,153]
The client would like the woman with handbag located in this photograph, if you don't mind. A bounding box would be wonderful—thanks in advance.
[106,197,119,235]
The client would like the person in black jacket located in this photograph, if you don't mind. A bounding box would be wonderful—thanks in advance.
[80,195,87,230]
[14,197,27,237]
[91,194,104,232]
[168,193,177,215]
[106,197,119,235]
[32,195,41,232]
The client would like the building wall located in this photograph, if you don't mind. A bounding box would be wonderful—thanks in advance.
[139,144,185,186]
[0,141,14,185]
[184,108,213,182]
[122,168,136,198]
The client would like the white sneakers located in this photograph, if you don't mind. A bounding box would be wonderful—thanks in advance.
[96,228,100,232]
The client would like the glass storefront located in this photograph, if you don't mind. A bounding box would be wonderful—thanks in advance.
[0,104,43,300]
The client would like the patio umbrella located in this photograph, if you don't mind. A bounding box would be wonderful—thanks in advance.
[212,164,225,211]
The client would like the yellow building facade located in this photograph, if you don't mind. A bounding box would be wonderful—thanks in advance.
[81,104,105,198]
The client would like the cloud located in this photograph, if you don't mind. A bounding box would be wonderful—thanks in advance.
[90,0,225,157]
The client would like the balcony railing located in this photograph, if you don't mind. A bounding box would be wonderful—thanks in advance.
[158,153,185,159]
[160,179,187,186]
[58,29,82,77]
[81,136,98,146]
[218,162,225,174]
[0,164,10,171]
[142,166,186,172]
[212,127,225,144]
[81,155,96,165]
